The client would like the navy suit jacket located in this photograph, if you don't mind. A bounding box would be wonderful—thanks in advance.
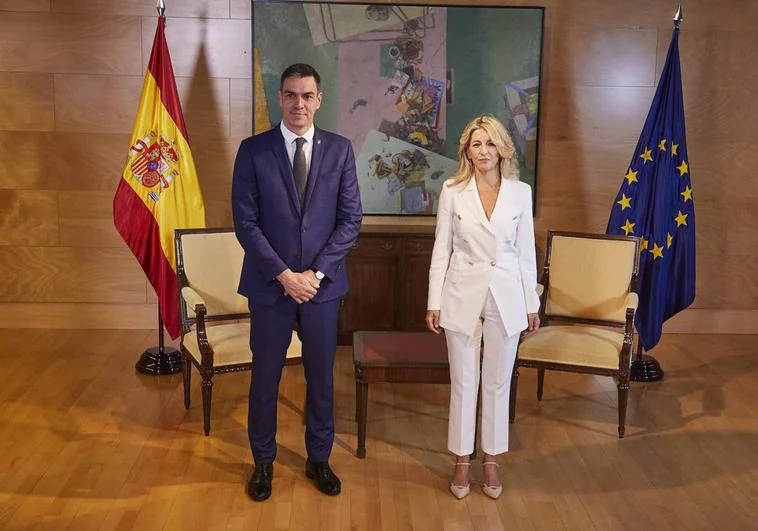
[232,125,362,306]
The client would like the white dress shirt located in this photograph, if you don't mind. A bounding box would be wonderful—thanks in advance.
[280,121,315,174]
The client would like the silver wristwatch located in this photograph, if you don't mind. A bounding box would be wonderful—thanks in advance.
[314,270,325,281]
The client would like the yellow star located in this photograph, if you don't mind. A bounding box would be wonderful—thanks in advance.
[675,210,688,227]
[624,168,639,185]
[667,232,673,248]
[676,160,689,176]
[651,242,664,259]
[640,147,653,163]
[658,139,666,151]
[672,143,679,156]
[641,237,649,250]
[680,185,693,202]
[617,193,632,210]
[621,219,635,235]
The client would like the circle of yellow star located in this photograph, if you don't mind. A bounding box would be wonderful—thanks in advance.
[641,237,649,250]
[651,242,664,259]
[658,139,666,151]
[680,185,693,202]
[667,233,673,248]
[624,168,639,185]
[675,210,688,227]
[640,147,653,163]
[676,160,689,176]
[617,194,632,210]
[621,219,635,235]
[672,143,679,156]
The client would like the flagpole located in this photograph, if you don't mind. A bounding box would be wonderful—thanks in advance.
[629,3,683,383]
[133,0,182,376]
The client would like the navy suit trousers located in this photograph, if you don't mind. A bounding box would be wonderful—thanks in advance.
[247,297,341,464]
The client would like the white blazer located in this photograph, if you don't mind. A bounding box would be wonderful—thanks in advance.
[427,177,540,337]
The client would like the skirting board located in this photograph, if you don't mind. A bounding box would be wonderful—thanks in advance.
[0,304,756,335]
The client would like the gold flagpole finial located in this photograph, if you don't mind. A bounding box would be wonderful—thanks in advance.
[156,0,165,17]
[674,4,683,28]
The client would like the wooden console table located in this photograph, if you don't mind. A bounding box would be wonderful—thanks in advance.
[352,330,450,458]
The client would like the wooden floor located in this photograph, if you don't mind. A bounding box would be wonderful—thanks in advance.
[1,330,758,531]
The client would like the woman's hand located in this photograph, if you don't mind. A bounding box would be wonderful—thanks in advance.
[426,310,441,334]
[523,312,540,338]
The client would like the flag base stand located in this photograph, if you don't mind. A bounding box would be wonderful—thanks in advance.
[136,346,182,375]
[630,354,664,382]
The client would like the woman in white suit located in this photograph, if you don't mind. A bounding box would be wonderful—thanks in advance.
[426,115,540,500]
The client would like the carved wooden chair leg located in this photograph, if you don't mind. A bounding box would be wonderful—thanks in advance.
[182,354,192,410]
[509,365,519,424]
[201,373,213,436]
[537,368,545,401]
[617,375,630,438]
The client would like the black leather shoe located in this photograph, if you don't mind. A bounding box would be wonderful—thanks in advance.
[246,463,273,502]
[305,459,341,496]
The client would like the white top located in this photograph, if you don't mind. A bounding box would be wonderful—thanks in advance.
[280,122,315,174]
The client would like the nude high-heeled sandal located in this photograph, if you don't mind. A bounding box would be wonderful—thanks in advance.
[482,461,503,500]
[449,462,471,499]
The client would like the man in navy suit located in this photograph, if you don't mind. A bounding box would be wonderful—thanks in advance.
[232,63,362,501]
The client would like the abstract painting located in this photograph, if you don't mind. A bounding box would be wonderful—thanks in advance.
[253,2,545,215]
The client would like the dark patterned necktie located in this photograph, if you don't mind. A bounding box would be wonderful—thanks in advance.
[293,137,307,206]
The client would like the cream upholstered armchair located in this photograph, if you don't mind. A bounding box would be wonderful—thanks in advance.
[510,231,640,438]
[175,228,302,435]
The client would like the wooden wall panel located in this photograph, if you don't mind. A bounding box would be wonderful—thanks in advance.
[0,13,142,75]
[57,191,122,248]
[694,254,758,310]
[685,85,758,143]
[0,132,57,189]
[54,74,143,133]
[0,1,755,333]
[51,0,229,18]
[230,79,252,140]
[662,30,758,89]
[58,219,122,248]
[551,27,658,87]
[0,132,130,191]
[0,191,58,246]
[0,73,54,131]
[0,303,159,329]
[176,77,231,138]
[230,0,250,20]
[0,0,49,12]
[141,17,251,79]
[541,85,656,143]
[0,247,146,303]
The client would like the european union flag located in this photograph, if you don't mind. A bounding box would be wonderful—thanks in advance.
[606,28,695,351]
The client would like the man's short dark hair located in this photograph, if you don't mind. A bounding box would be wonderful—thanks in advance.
[280,63,321,91]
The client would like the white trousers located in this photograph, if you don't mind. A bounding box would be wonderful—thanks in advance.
[445,290,520,456]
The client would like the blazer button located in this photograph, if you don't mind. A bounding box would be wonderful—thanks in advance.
[469,261,474,266]
[490,261,496,267]
[457,214,462,220]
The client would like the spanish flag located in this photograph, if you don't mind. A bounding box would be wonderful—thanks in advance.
[113,16,205,339]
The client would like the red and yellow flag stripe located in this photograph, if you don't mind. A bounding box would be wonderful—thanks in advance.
[113,16,205,339]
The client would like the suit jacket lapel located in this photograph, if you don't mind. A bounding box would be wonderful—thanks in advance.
[489,179,512,240]
[302,127,324,212]
[270,125,301,215]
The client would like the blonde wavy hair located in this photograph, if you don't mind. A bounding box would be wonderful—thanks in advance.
[447,115,519,188]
